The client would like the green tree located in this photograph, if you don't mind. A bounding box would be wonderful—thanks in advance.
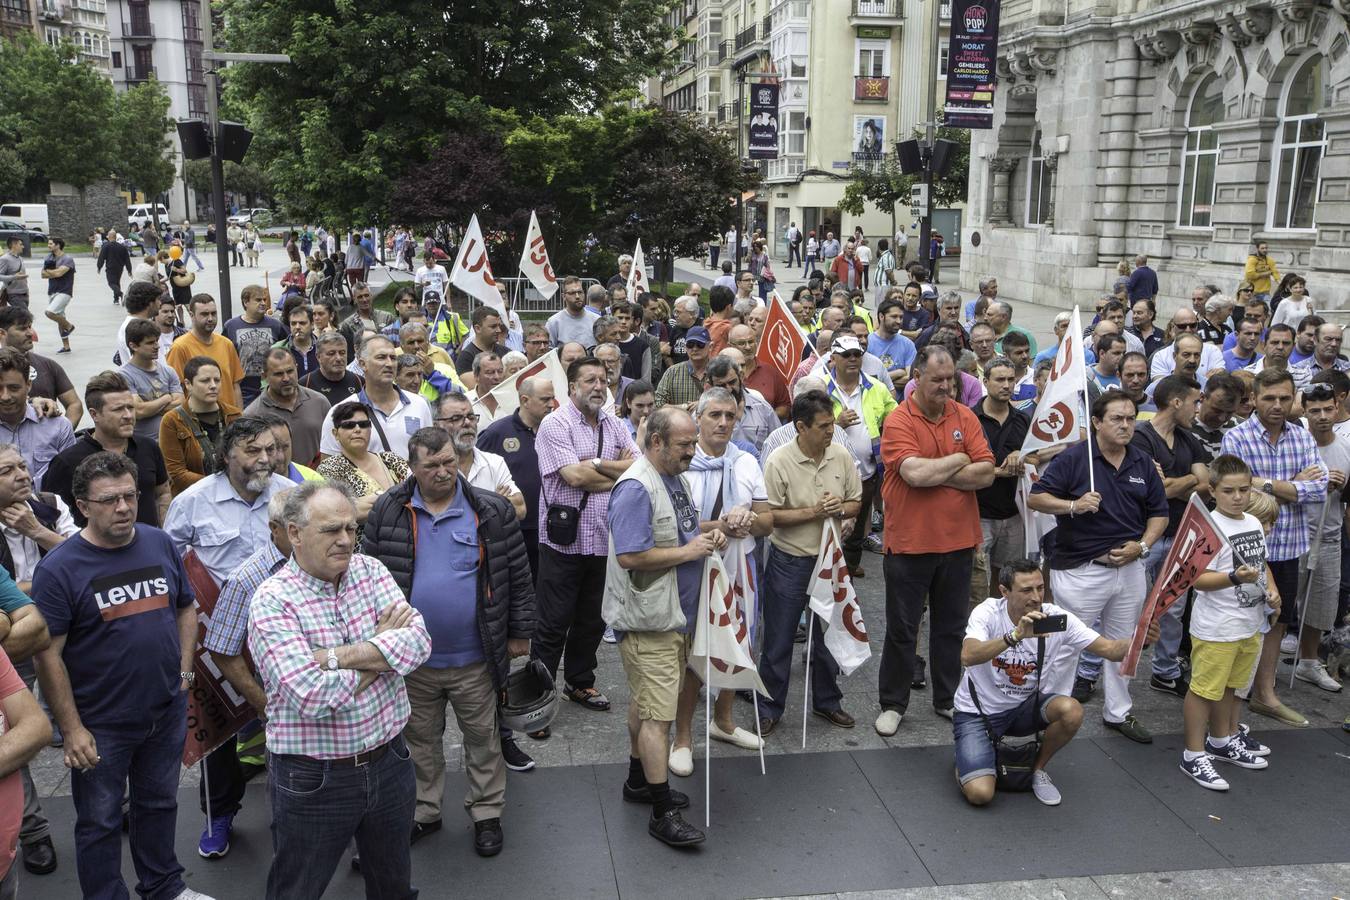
[216,0,682,223]
[0,147,28,201]
[839,126,970,231]
[184,158,273,207]
[111,80,177,229]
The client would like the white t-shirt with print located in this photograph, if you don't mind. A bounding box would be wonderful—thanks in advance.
[1191,511,1269,643]
[954,597,1098,716]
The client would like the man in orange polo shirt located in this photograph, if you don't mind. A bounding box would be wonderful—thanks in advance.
[876,345,995,736]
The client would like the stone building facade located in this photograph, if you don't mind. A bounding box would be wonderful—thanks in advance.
[960,0,1350,317]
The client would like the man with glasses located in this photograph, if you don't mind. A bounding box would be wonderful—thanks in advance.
[1151,311,1224,379]
[34,452,213,900]
[734,270,758,305]
[522,323,551,363]
[479,375,553,578]
[546,276,600,348]
[655,326,712,408]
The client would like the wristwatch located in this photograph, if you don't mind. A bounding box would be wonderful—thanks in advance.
[1228,569,1243,586]
[1261,479,1276,496]
[326,648,339,671]
[1138,540,1151,559]
[590,457,603,470]
[180,670,195,686]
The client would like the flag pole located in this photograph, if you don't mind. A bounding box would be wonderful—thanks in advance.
[1288,498,1332,690]
[752,692,766,775]
[705,643,711,829]
[802,623,813,750]
[1075,306,1096,493]
[202,759,212,835]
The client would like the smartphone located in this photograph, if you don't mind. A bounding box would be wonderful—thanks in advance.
[1032,614,1068,635]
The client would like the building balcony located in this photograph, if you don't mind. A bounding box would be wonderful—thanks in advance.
[854,75,889,102]
[851,151,889,173]
[850,0,903,25]
[718,39,732,63]
[733,23,760,53]
[717,102,736,125]
[764,156,806,182]
[121,19,153,39]
[125,65,156,83]
[941,0,951,18]
[770,0,809,30]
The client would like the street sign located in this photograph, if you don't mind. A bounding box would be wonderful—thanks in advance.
[910,183,929,218]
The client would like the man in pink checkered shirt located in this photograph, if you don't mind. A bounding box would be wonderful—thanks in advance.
[528,355,638,735]
[248,480,431,900]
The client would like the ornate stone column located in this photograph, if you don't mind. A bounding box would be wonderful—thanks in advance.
[1043,152,1059,229]
[988,157,1017,225]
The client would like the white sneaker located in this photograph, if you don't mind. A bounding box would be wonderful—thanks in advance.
[874,710,902,736]
[1031,770,1061,806]
[173,889,218,900]
[1281,634,1298,655]
[668,746,694,777]
[602,626,617,644]
[1295,659,1342,692]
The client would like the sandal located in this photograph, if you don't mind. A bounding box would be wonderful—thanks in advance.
[564,686,611,711]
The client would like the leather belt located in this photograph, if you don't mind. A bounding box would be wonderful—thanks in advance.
[292,738,396,769]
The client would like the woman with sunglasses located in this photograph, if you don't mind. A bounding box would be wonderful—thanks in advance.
[316,401,410,541]
[160,356,241,495]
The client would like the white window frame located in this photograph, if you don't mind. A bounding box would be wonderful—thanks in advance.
[1268,53,1328,232]
[1025,131,1051,226]
[43,26,61,47]
[1177,74,1222,229]
[780,110,805,155]
[855,38,889,78]
[939,46,949,77]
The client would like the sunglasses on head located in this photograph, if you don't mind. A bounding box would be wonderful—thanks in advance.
[1304,384,1337,402]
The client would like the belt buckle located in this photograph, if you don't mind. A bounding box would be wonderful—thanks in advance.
[353,748,372,767]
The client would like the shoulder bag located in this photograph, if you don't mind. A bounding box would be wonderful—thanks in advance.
[543,421,604,546]
[967,636,1045,792]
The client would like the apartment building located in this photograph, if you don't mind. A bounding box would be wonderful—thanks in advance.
[654,0,952,257]
[1,0,112,70]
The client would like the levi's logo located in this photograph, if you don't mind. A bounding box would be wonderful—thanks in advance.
[93,566,171,621]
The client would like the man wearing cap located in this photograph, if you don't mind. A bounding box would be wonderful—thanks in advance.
[654,326,712,408]
[825,334,896,578]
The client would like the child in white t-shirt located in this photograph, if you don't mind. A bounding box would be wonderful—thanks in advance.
[1179,455,1280,791]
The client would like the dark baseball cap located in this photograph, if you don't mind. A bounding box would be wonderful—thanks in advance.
[685,326,711,346]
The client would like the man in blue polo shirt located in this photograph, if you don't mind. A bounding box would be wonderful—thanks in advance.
[1027,391,1168,744]
[868,298,916,393]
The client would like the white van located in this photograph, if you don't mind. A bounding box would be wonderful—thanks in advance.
[0,204,48,233]
[128,203,169,229]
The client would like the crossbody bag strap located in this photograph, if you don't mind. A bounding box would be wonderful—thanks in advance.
[576,421,604,514]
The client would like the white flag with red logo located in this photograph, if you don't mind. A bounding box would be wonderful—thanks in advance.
[450,214,506,315]
[1021,306,1087,454]
[755,290,810,387]
[807,519,871,676]
[1015,464,1056,558]
[518,210,557,300]
[1121,495,1229,677]
[690,550,767,694]
[625,239,651,297]
[482,347,568,419]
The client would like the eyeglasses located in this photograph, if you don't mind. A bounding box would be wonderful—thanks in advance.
[434,413,479,426]
[83,489,140,507]
[337,420,372,431]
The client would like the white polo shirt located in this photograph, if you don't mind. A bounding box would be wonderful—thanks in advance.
[318,389,433,459]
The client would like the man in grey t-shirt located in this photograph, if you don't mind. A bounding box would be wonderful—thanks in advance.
[1300,384,1350,689]
[546,276,600,347]
[0,237,29,309]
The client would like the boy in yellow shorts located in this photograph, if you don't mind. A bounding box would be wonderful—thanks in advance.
[1180,454,1280,791]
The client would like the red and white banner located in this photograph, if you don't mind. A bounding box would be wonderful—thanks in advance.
[807,519,871,676]
[1022,306,1086,454]
[450,213,506,315]
[690,550,767,694]
[181,550,255,767]
[625,239,651,297]
[1015,464,1056,558]
[518,210,557,300]
[755,290,809,387]
[482,347,569,419]
[1121,495,1228,677]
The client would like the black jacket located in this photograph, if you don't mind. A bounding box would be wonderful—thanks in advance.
[97,239,131,280]
[362,475,534,689]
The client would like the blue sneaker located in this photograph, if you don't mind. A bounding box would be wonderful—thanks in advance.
[197,813,234,858]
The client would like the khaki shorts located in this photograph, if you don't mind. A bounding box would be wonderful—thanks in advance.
[1189,634,1261,701]
[618,630,691,722]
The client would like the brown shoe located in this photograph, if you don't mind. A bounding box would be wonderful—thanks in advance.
[850,566,864,579]
[812,708,856,729]
[564,686,611,711]
[758,716,779,736]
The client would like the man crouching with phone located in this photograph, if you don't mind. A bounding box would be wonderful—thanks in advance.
[953,560,1160,807]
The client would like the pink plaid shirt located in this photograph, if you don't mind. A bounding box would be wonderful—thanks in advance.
[248,554,431,758]
[536,399,638,555]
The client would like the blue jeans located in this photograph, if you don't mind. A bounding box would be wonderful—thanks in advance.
[1079,536,1179,681]
[266,737,418,900]
[70,692,187,900]
[757,545,842,720]
[952,693,1058,784]
[183,247,204,270]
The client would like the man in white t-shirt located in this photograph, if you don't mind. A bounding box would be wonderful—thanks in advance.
[414,251,449,300]
[953,560,1158,808]
[434,392,526,521]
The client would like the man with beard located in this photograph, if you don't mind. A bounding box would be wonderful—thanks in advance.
[869,298,917,393]
[1289,315,1321,366]
[547,276,600,348]
[433,393,525,522]
[163,417,293,859]
[529,357,638,736]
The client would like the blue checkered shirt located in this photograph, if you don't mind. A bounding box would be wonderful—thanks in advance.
[1220,417,1326,562]
[203,541,288,656]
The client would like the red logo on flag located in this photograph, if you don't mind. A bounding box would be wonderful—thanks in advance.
[1031,401,1075,443]
[757,296,805,386]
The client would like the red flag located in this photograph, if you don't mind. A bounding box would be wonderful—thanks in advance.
[181,551,257,767]
[1121,495,1227,677]
[755,291,807,387]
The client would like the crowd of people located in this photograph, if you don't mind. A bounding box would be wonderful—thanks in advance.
[0,231,1343,898]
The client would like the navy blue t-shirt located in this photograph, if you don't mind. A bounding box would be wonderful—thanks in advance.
[477,412,540,532]
[33,525,194,728]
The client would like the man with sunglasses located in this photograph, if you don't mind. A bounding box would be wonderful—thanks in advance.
[1151,311,1224,380]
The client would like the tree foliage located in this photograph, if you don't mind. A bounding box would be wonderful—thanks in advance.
[840,126,971,222]
[111,80,178,210]
[184,158,273,204]
[217,0,683,224]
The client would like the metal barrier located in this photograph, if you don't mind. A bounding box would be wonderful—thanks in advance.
[463,275,602,316]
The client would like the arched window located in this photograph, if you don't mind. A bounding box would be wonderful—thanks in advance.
[1271,54,1329,230]
[1178,74,1223,227]
[1025,130,1051,226]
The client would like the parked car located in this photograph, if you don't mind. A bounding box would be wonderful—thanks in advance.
[0,219,47,257]
[227,208,272,226]
[128,203,169,229]
[0,204,49,233]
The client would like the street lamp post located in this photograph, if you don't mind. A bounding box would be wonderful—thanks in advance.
[918,0,942,272]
